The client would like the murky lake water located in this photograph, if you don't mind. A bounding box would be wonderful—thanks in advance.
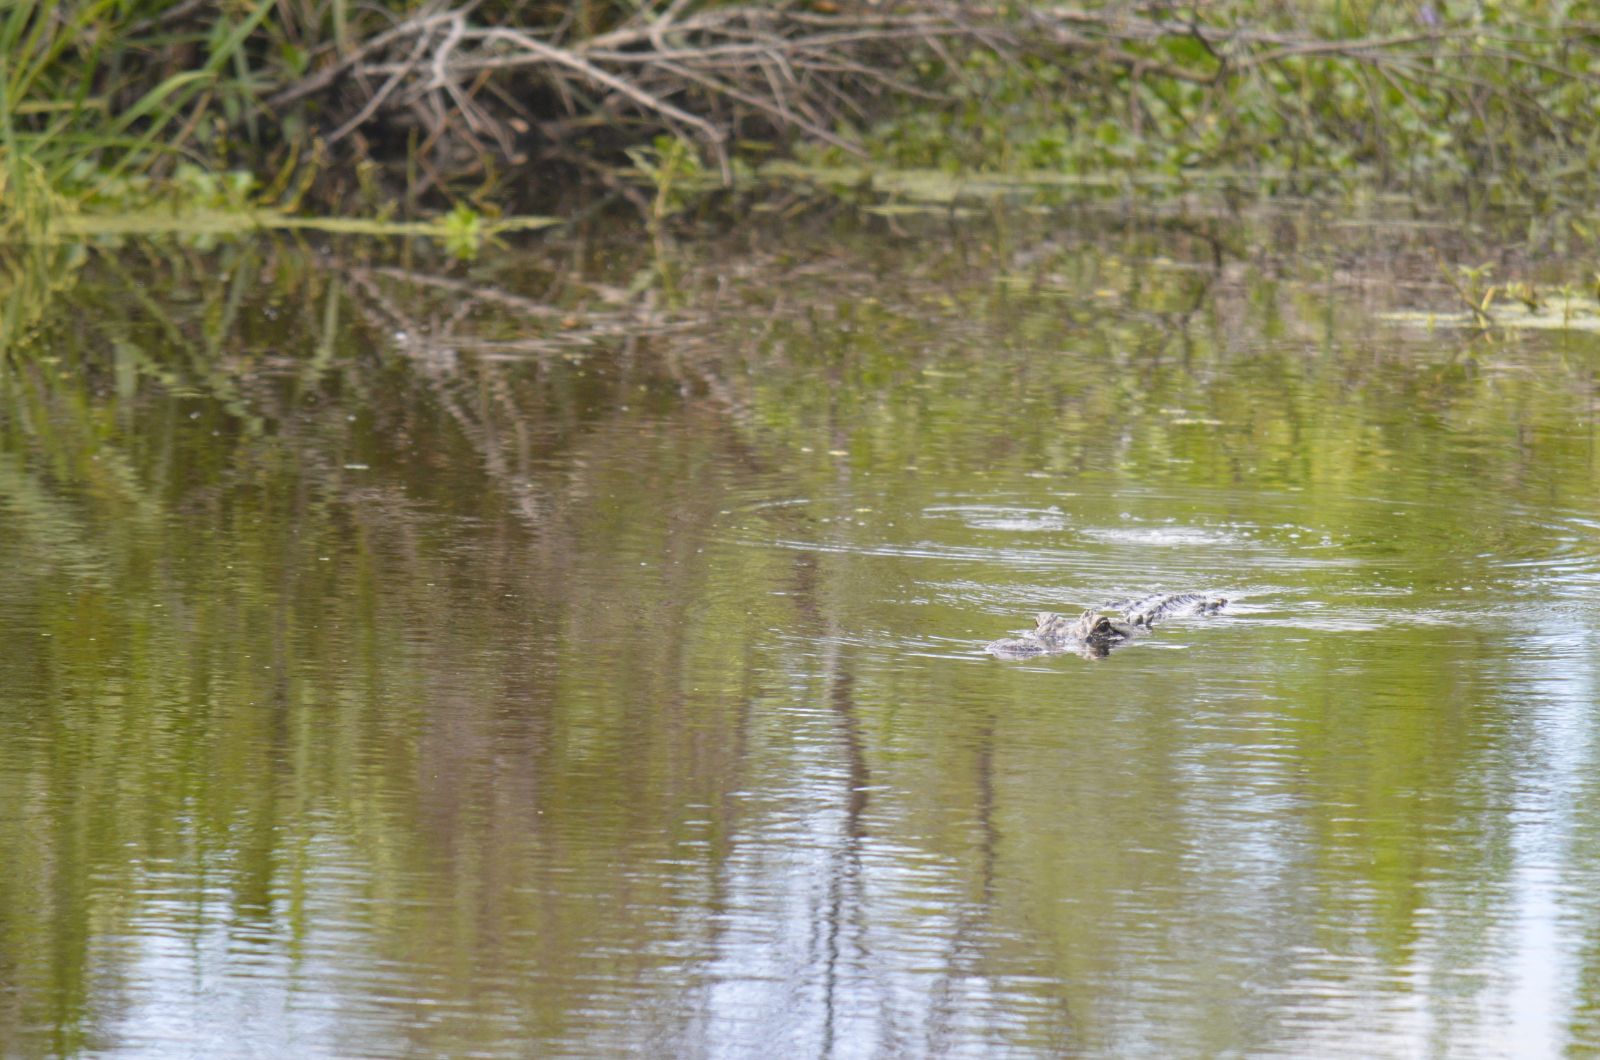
[3,212,1600,1056]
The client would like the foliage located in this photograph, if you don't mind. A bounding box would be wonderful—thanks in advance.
[860,1,1600,209]
[0,0,275,198]
[441,203,483,261]
[0,0,1598,228]
[626,136,706,227]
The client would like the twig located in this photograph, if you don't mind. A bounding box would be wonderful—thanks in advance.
[327,23,437,144]
[483,26,725,146]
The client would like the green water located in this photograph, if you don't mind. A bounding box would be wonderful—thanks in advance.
[3,214,1599,1057]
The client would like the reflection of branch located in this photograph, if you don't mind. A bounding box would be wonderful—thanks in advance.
[359,266,567,317]
[340,260,696,526]
[346,264,683,355]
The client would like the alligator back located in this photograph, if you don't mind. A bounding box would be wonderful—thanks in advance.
[1114,592,1227,628]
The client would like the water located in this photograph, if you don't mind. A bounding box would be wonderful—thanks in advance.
[3,213,1600,1056]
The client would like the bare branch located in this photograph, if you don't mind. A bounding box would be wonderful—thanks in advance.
[254,1,1594,202]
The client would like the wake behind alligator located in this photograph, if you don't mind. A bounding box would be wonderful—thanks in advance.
[986,592,1226,659]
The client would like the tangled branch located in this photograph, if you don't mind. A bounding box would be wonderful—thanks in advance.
[268,3,970,185]
[257,1,1600,198]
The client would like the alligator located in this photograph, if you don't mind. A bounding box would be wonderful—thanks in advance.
[985,592,1226,659]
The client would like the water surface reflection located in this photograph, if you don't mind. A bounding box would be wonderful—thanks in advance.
[2,215,1600,1056]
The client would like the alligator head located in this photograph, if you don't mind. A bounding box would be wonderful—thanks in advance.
[985,609,1136,659]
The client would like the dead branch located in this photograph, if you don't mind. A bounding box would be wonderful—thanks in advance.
[271,4,975,183]
[255,1,1599,194]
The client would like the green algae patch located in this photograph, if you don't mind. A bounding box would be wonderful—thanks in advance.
[48,209,560,244]
[1381,301,1600,333]
[758,162,1300,206]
